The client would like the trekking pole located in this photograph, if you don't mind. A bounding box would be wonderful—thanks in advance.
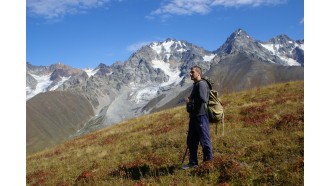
[181,130,189,164]
[215,121,218,135]
[222,112,225,136]
[181,147,188,164]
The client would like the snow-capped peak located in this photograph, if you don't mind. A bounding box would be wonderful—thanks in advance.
[150,39,187,55]
[260,36,304,66]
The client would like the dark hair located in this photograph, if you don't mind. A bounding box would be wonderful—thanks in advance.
[191,66,202,76]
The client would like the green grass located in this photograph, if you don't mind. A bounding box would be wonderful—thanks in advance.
[27,81,304,185]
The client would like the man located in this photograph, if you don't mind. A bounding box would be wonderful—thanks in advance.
[182,66,213,169]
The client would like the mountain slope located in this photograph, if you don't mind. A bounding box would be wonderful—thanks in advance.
[27,81,304,185]
[26,91,94,155]
[206,53,304,93]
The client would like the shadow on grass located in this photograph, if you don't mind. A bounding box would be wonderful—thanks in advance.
[110,160,176,180]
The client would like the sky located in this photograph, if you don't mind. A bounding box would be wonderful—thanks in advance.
[26,0,304,69]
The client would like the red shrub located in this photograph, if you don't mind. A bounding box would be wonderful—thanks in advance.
[274,114,303,130]
[134,180,149,186]
[240,105,267,116]
[99,136,116,146]
[145,154,166,167]
[240,104,269,126]
[75,170,95,184]
[212,156,247,183]
[191,161,214,176]
[292,157,304,172]
[151,125,175,135]
[27,170,51,186]
[42,148,63,158]
[242,113,270,127]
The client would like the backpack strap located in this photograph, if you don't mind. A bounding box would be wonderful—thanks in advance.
[201,77,213,90]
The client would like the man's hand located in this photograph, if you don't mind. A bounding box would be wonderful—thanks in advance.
[185,97,190,103]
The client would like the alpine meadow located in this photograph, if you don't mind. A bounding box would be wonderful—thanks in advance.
[27,81,304,185]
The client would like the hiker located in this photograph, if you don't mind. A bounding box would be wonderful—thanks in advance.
[182,66,213,169]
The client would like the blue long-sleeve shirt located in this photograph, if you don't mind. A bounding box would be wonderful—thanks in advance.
[188,79,209,117]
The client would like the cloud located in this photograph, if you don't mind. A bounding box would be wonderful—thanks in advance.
[151,0,212,16]
[127,41,152,52]
[299,17,304,24]
[151,0,286,18]
[27,0,111,19]
[211,0,286,7]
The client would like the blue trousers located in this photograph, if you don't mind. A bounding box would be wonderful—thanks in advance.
[187,114,212,165]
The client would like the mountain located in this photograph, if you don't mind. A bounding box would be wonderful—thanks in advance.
[261,35,304,66]
[26,62,87,100]
[26,28,304,154]
[215,29,304,66]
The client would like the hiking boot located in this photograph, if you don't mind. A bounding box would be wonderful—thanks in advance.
[181,163,198,170]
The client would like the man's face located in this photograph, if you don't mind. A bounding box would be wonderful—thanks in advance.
[190,68,200,81]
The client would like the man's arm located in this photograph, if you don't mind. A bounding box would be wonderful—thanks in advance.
[193,81,209,110]
[198,81,209,103]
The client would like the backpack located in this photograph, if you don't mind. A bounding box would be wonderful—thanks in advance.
[202,77,225,135]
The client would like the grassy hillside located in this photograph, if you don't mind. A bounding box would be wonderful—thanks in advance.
[27,81,304,185]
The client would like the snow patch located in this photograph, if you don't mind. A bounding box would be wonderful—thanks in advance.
[131,59,184,104]
[26,74,73,100]
[151,59,182,87]
[165,54,171,60]
[278,55,301,66]
[151,40,184,55]
[177,48,187,52]
[163,40,175,53]
[175,41,187,52]
[203,54,216,62]
[134,86,159,104]
[26,74,52,100]
[260,43,301,66]
[261,43,277,55]
[49,76,71,91]
[296,43,304,50]
[151,42,162,54]
[84,68,98,77]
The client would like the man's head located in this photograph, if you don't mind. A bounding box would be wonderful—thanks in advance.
[190,66,202,82]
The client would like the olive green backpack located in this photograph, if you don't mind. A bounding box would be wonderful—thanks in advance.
[202,77,225,136]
